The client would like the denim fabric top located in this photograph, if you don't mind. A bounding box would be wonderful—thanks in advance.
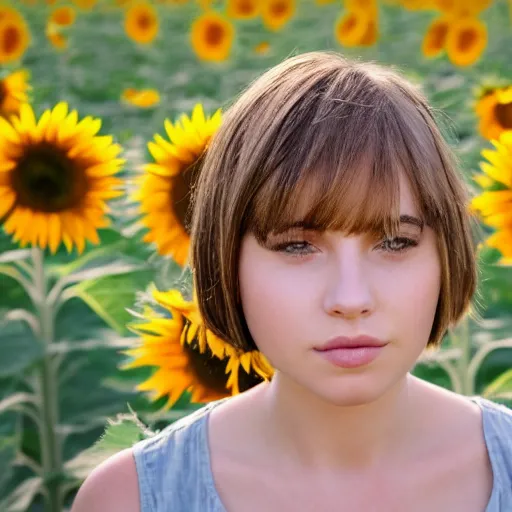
[132,396,512,512]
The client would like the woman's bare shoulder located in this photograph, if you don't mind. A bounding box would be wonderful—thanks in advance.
[70,447,140,512]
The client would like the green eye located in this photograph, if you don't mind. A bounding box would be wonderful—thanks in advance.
[377,237,418,253]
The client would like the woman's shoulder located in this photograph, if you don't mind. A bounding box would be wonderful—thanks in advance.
[72,399,224,512]
[71,448,141,512]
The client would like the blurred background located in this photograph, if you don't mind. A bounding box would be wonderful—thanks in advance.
[0,0,511,510]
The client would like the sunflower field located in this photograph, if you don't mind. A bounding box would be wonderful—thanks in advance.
[0,0,512,510]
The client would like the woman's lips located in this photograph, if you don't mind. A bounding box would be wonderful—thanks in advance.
[316,335,387,351]
[314,345,385,368]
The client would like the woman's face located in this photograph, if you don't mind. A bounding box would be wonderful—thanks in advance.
[238,174,441,406]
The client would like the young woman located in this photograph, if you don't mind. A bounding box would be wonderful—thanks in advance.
[72,51,512,512]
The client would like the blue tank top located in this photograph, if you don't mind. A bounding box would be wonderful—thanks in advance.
[132,396,512,511]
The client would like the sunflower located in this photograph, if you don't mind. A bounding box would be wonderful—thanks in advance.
[434,0,491,16]
[421,15,450,58]
[0,103,124,254]
[72,0,97,9]
[46,25,68,50]
[121,288,273,409]
[471,131,512,262]
[227,0,259,19]
[261,0,295,31]
[335,8,375,47]
[359,17,378,46]
[0,69,31,118]
[224,346,274,395]
[445,16,487,67]
[125,1,159,44]
[134,104,221,265]
[0,5,25,22]
[254,41,270,54]
[121,87,160,108]
[190,12,234,62]
[475,86,512,141]
[0,9,31,64]
[50,6,77,26]
[399,0,436,9]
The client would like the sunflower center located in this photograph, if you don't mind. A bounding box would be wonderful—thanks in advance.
[183,330,231,394]
[205,22,224,46]
[457,28,477,52]
[430,23,448,50]
[2,25,21,54]
[137,13,152,30]
[237,0,255,15]
[13,144,87,212]
[237,364,265,393]
[270,1,288,16]
[341,14,357,34]
[170,157,202,234]
[495,102,512,129]
[0,80,6,105]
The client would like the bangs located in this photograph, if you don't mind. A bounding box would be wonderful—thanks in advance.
[240,64,452,244]
[244,97,424,243]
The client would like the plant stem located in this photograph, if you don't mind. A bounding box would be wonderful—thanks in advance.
[457,315,474,396]
[32,247,62,512]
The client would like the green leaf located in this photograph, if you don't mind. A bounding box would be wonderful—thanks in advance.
[0,422,19,499]
[58,336,140,428]
[482,368,512,398]
[47,229,150,279]
[65,411,152,480]
[0,319,43,377]
[0,476,43,512]
[0,232,21,254]
[73,270,153,334]
[0,266,33,300]
[0,273,33,313]
[58,261,148,287]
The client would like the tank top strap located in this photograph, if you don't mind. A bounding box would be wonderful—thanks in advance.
[132,398,228,512]
[470,396,512,510]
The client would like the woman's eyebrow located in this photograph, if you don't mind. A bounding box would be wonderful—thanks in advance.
[272,216,424,235]
[400,214,424,231]
[275,213,425,234]
[271,221,320,235]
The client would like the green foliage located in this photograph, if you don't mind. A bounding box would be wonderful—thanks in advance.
[65,409,153,481]
[0,318,43,378]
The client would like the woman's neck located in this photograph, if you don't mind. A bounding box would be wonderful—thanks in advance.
[254,373,423,471]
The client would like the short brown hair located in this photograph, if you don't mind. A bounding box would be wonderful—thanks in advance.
[189,51,477,352]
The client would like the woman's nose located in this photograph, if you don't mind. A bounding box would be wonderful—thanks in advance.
[322,240,375,320]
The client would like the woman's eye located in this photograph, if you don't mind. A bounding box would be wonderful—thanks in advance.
[271,240,314,258]
[268,236,418,258]
[377,237,418,253]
